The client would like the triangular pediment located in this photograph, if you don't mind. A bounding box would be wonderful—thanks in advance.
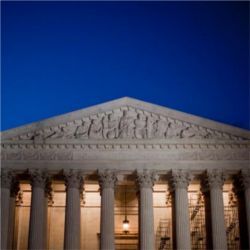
[2,97,250,142]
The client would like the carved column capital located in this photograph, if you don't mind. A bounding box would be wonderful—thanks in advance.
[136,169,158,189]
[45,179,54,205]
[201,170,225,193]
[98,169,117,189]
[1,169,19,196]
[169,170,192,191]
[1,169,14,189]
[64,169,84,192]
[64,169,84,190]
[29,169,49,189]
[233,169,250,194]
[240,169,250,189]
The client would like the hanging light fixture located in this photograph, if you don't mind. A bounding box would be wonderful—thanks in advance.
[122,187,130,233]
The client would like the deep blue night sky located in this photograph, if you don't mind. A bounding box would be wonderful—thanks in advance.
[2,2,249,131]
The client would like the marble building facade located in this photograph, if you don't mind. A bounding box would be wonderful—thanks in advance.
[1,97,250,250]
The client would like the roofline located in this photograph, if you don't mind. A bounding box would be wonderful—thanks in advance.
[1,97,250,140]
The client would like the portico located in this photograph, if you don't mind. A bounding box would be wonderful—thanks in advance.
[1,97,250,250]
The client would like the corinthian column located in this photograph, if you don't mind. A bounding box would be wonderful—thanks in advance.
[98,169,117,250]
[202,170,227,250]
[136,170,157,250]
[44,179,53,249]
[64,170,83,250]
[28,169,50,250]
[169,170,192,250]
[1,169,13,250]
[238,169,250,247]
[8,178,20,249]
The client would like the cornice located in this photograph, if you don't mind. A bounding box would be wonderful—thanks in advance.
[1,145,249,162]
[1,139,250,149]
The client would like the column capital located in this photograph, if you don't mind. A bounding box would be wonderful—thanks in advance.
[240,169,250,189]
[29,169,49,189]
[64,169,84,190]
[98,169,117,189]
[1,169,14,189]
[10,178,20,198]
[136,169,158,189]
[201,170,225,193]
[233,169,250,194]
[169,169,192,191]
[45,179,53,204]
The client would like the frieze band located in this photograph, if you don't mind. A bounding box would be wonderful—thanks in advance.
[8,107,246,141]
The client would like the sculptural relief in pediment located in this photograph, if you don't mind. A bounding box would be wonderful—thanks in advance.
[9,107,246,141]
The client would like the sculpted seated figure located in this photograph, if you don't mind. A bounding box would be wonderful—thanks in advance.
[102,113,119,139]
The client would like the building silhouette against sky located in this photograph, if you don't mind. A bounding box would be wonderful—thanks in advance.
[1,98,250,250]
[1,2,249,250]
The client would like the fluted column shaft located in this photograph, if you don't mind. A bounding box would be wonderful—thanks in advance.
[7,180,20,249]
[245,187,250,243]
[98,170,117,250]
[1,170,13,250]
[169,170,192,250]
[28,170,49,250]
[202,170,227,250]
[64,170,83,250]
[44,180,53,249]
[137,170,157,250]
[210,188,227,249]
[240,170,250,246]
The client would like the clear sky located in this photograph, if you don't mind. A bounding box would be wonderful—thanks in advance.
[2,1,249,131]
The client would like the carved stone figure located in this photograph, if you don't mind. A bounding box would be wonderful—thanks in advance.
[6,107,246,141]
[196,126,212,139]
[155,117,168,138]
[61,123,78,139]
[102,113,119,139]
[118,110,135,138]
[134,114,147,139]
[75,118,91,139]
[166,120,185,138]
[33,128,56,141]
[146,116,158,138]
[19,132,36,140]
[47,126,65,139]
[181,125,196,138]
[89,117,103,139]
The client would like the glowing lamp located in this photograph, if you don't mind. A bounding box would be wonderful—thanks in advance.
[123,217,130,233]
